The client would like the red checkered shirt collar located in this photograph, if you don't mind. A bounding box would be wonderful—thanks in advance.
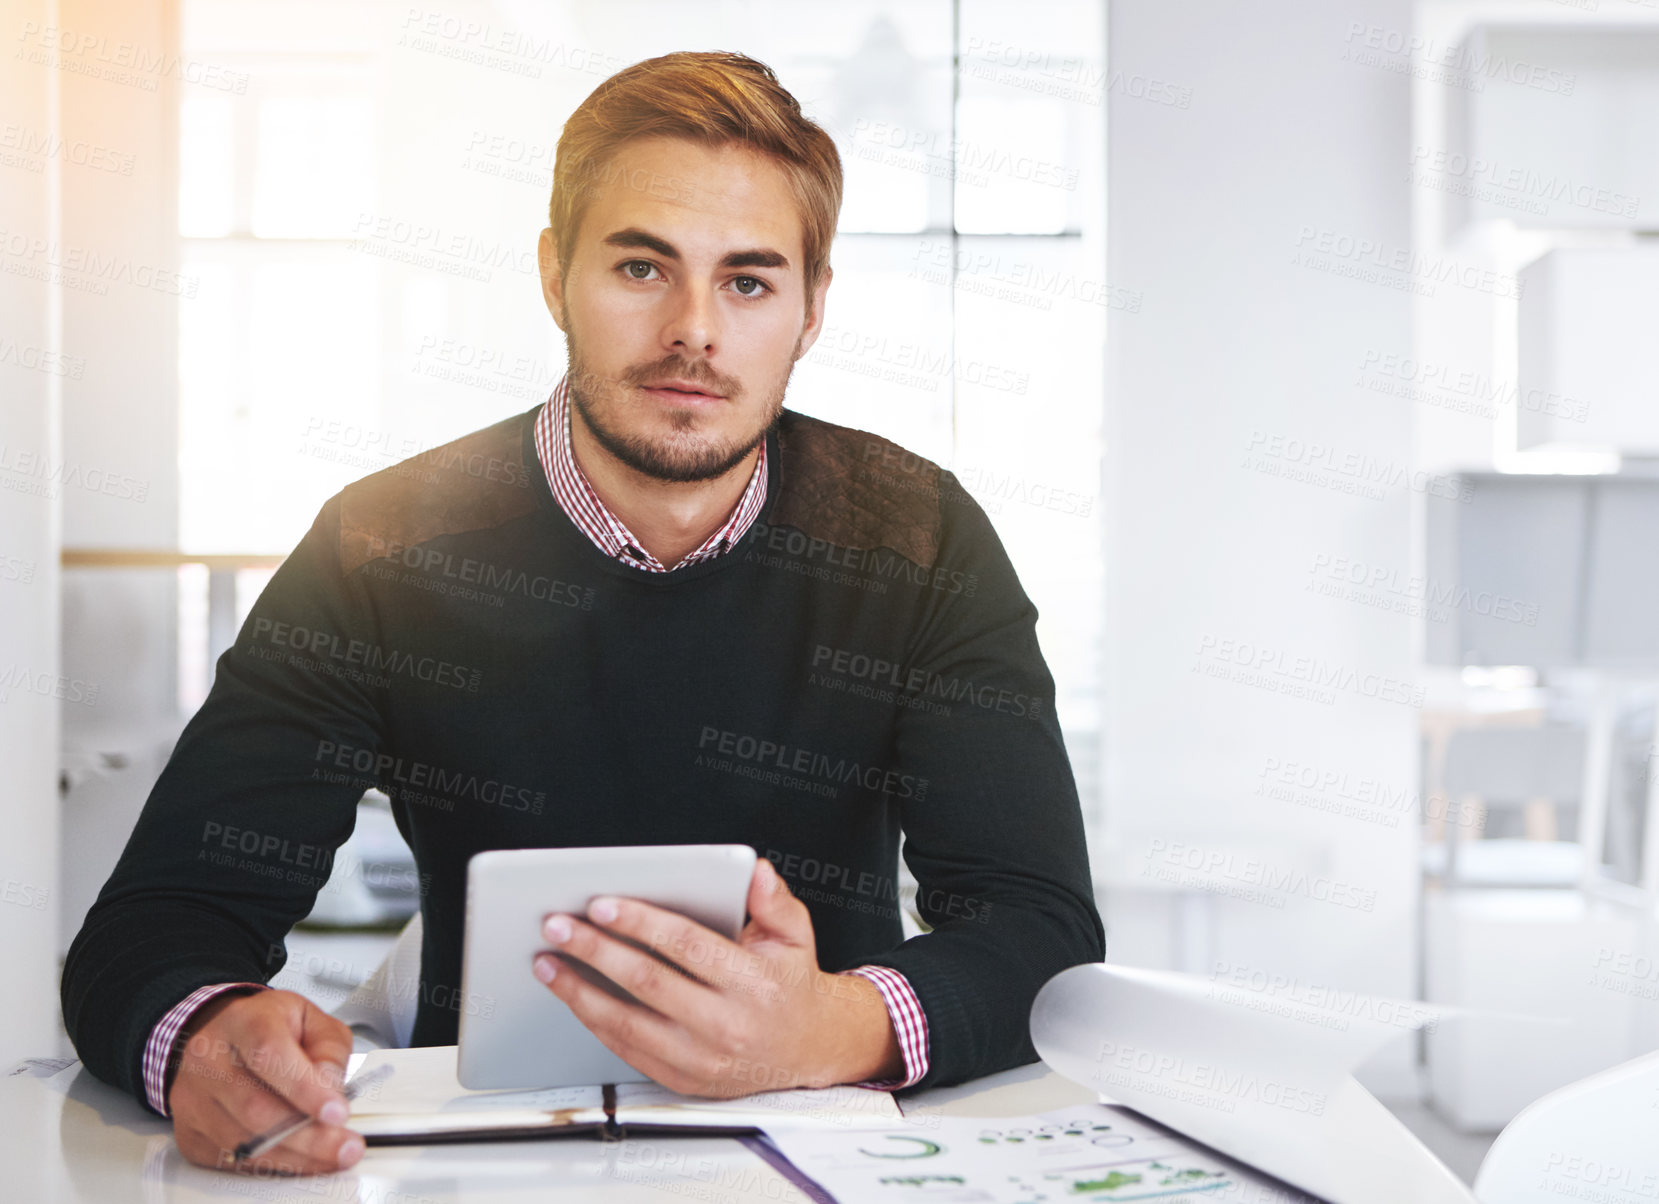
[532,373,769,573]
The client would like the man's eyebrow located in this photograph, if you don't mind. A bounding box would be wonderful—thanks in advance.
[600,227,790,272]
[718,248,790,271]
[602,228,680,259]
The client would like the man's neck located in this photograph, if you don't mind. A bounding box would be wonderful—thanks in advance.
[569,413,760,567]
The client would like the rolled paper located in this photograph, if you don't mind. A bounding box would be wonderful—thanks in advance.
[1029,963,1476,1204]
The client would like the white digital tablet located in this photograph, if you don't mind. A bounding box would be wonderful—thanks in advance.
[456,843,757,1090]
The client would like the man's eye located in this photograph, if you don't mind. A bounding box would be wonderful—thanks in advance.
[623,260,657,280]
[732,276,768,296]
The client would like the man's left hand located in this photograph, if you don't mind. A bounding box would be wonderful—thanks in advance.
[532,857,903,1096]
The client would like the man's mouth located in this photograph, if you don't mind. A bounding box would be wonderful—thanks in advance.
[639,380,725,401]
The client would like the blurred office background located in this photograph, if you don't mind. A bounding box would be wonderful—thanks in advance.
[4,0,1658,1176]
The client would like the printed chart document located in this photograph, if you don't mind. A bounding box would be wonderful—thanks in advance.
[340,1046,906,1144]
[763,1102,1318,1203]
[767,961,1505,1203]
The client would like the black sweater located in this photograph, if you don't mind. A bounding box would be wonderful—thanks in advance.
[61,405,1105,1111]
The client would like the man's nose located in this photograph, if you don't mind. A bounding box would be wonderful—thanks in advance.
[661,281,718,356]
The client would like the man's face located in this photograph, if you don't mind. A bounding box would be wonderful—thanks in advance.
[538,135,831,484]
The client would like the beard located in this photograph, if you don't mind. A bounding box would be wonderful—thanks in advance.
[565,321,799,485]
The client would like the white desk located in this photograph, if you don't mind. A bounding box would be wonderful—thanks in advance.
[5,1059,1093,1202]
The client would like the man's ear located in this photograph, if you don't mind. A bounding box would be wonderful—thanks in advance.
[538,227,568,331]
[794,265,833,360]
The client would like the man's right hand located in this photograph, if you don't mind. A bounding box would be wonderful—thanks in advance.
[167,989,365,1175]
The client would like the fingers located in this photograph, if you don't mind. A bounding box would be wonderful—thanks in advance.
[750,857,791,910]
[174,1095,363,1176]
[539,987,762,1101]
[741,860,815,942]
[597,1035,734,1099]
[532,892,850,1104]
[541,904,732,1026]
[592,897,741,976]
[228,994,350,1124]
[537,946,702,1073]
[296,1001,354,1096]
[168,988,362,1176]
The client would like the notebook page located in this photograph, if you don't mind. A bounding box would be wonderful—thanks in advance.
[345,1045,607,1138]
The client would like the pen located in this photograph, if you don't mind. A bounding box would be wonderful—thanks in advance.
[231,1063,393,1163]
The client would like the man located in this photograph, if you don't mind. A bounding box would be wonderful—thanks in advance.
[62,50,1103,1176]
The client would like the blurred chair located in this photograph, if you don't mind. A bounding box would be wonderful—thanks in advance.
[1421,719,1652,1131]
[1423,723,1586,889]
[304,792,421,928]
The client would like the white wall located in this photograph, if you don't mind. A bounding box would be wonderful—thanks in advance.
[1102,0,1420,1094]
[1,0,186,1064]
[0,0,66,1067]
[52,0,186,963]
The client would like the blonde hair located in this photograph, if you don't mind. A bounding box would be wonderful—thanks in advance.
[549,51,842,303]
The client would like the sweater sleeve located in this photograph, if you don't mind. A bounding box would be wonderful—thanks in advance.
[60,495,384,1113]
[857,473,1106,1091]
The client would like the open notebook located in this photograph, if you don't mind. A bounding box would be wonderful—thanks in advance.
[342,1046,907,1145]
